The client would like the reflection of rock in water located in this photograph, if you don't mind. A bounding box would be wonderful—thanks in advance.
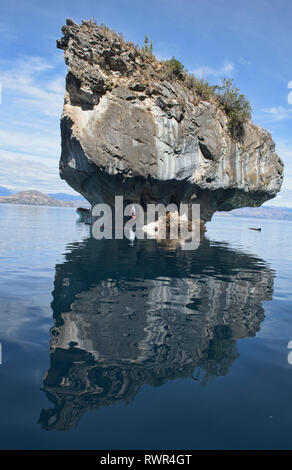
[39,237,274,430]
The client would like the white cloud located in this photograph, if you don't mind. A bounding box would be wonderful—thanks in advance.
[261,81,292,121]
[0,149,75,194]
[0,54,65,190]
[192,62,234,79]
[288,80,292,105]
[262,106,292,122]
[0,129,60,157]
[0,56,64,117]
[264,190,292,208]
[0,55,78,194]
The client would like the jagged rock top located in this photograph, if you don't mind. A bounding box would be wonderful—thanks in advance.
[57,19,284,222]
[57,19,162,97]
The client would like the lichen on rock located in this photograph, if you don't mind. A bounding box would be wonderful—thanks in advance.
[57,19,284,225]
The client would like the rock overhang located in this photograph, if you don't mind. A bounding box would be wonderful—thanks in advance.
[57,19,284,223]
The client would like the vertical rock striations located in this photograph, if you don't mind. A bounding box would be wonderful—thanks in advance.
[57,19,283,224]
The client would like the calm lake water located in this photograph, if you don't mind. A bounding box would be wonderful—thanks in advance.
[0,203,291,450]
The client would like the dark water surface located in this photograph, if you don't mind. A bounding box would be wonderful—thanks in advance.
[0,204,291,449]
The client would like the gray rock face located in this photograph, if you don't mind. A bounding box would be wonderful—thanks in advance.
[57,19,284,223]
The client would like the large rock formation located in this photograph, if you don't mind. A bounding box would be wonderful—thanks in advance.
[57,19,283,224]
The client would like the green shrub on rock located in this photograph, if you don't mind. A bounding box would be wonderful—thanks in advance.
[141,34,153,56]
[215,78,252,140]
[162,56,185,80]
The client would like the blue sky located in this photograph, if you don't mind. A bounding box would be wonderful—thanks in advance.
[0,0,291,205]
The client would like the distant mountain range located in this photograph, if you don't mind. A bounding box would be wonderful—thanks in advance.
[0,190,87,208]
[216,206,292,221]
[0,186,86,201]
[0,186,291,220]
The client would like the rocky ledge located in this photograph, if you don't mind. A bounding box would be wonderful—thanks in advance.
[57,19,284,225]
